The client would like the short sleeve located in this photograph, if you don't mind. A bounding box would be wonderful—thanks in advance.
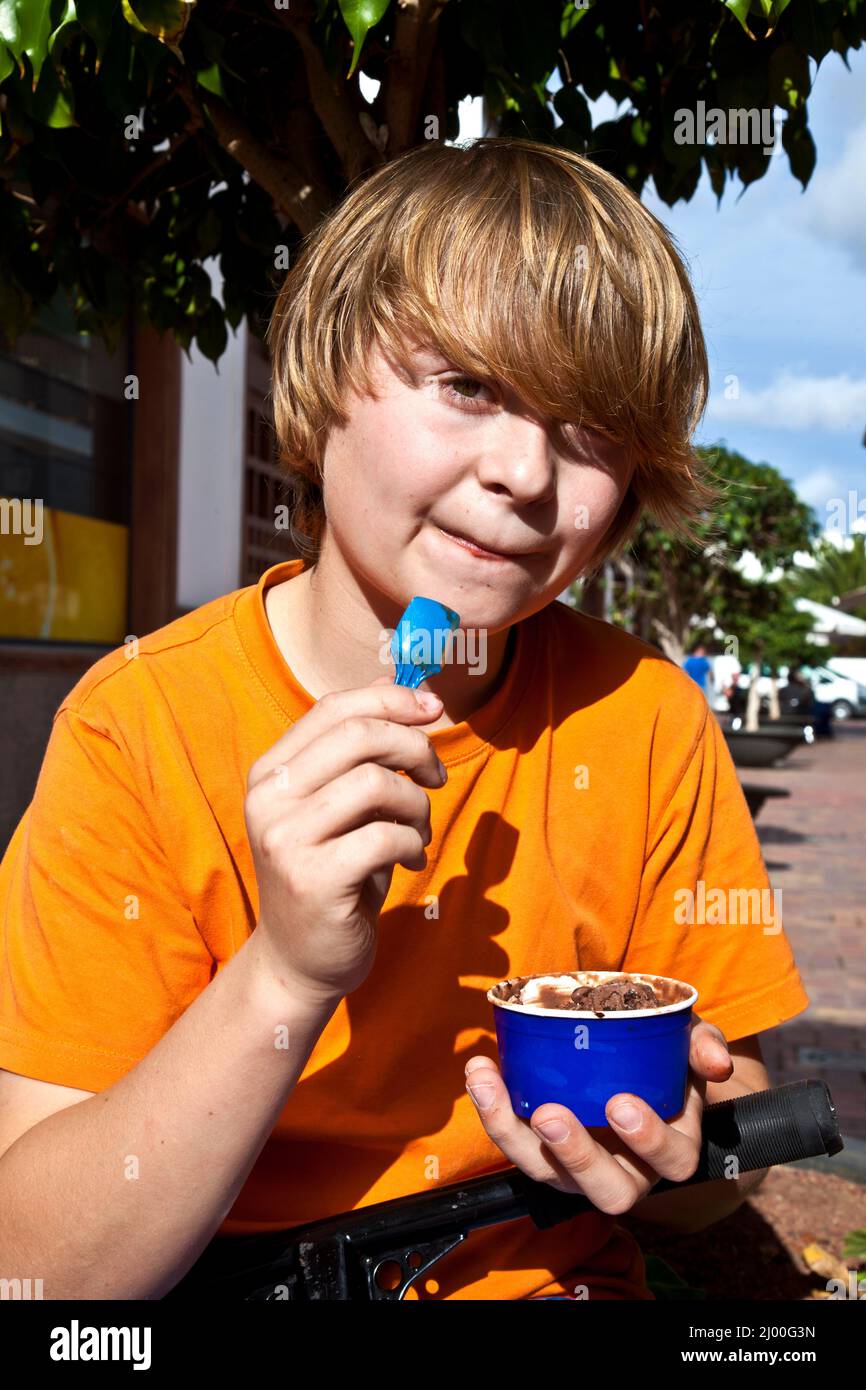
[622,708,811,1042]
[0,707,216,1090]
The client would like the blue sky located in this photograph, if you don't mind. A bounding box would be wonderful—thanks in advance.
[637,49,866,529]
[456,49,866,533]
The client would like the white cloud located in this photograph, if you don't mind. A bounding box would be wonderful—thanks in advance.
[799,120,866,270]
[796,468,842,507]
[821,516,866,544]
[706,371,866,431]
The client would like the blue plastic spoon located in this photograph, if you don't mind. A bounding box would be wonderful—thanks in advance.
[391,596,461,689]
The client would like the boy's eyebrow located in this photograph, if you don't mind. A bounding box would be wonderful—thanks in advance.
[409,346,452,367]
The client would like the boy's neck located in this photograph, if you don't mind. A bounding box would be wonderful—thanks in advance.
[263,556,516,730]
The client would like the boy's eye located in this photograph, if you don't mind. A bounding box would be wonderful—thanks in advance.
[440,375,495,408]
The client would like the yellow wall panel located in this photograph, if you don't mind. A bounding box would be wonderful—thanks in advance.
[0,501,128,642]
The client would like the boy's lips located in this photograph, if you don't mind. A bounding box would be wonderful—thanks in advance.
[436,524,535,560]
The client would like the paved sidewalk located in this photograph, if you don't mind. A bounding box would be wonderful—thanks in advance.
[734,721,866,1140]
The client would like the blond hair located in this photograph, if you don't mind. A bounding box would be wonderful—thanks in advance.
[265,136,715,571]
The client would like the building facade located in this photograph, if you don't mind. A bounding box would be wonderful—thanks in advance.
[0,268,297,849]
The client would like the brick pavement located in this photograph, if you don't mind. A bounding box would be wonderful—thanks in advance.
[731,720,866,1140]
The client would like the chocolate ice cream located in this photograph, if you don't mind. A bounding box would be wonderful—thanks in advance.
[496,972,663,1014]
[570,977,660,1012]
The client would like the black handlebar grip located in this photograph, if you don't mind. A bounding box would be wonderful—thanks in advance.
[651,1079,842,1195]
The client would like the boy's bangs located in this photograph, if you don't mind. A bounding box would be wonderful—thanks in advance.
[348,147,699,461]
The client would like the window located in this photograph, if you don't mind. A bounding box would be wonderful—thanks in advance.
[0,292,132,643]
[241,328,301,587]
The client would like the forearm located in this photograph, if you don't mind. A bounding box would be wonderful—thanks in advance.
[629,1082,769,1235]
[0,931,338,1299]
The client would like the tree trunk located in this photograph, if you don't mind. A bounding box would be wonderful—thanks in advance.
[651,621,684,664]
[745,647,767,739]
[767,676,781,720]
[580,571,605,619]
[615,556,637,633]
[603,561,614,621]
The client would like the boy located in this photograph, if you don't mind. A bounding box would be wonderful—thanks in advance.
[0,137,809,1300]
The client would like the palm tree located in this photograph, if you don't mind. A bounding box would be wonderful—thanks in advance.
[787,535,866,617]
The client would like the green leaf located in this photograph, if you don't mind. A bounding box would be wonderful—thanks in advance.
[723,0,755,34]
[121,0,195,58]
[841,1228,866,1263]
[644,1255,707,1300]
[338,0,390,79]
[75,0,116,56]
[763,0,794,37]
[553,83,591,140]
[561,2,591,41]
[0,0,54,85]
[782,114,816,188]
[46,0,78,65]
[723,0,794,38]
[768,41,810,112]
[631,114,651,148]
[188,264,212,314]
[195,296,227,363]
[196,204,222,257]
[32,47,76,125]
[195,59,223,98]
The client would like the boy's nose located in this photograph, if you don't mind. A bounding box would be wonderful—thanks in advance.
[476,423,556,505]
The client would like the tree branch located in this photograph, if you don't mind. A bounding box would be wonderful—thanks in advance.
[83,128,196,238]
[174,75,332,235]
[386,0,448,155]
[279,12,380,181]
[650,616,683,663]
[656,546,686,650]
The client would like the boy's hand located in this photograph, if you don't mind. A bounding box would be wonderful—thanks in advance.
[244,674,447,1005]
[464,1015,733,1210]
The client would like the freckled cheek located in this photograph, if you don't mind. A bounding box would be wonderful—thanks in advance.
[329,435,405,509]
[560,476,626,542]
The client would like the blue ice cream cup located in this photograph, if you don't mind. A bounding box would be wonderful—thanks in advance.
[488,970,699,1127]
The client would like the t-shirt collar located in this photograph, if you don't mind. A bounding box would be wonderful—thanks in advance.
[232,557,538,762]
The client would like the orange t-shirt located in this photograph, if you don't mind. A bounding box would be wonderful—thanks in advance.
[0,558,810,1300]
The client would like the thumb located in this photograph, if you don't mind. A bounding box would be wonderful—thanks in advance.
[370,673,394,687]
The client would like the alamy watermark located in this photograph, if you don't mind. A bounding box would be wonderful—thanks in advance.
[379,622,488,677]
[826,490,865,534]
[674,880,782,935]
[674,102,781,157]
[0,496,43,545]
[49,1320,151,1369]
[0,1276,44,1299]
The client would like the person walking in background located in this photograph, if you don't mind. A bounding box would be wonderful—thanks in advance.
[780,667,833,736]
[683,642,712,699]
[724,669,748,718]
[778,668,813,717]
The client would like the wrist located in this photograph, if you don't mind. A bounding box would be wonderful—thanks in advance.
[241,926,346,1016]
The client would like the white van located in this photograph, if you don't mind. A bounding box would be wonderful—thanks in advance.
[801,665,863,721]
[716,662,863,721]
[827,657,866,699]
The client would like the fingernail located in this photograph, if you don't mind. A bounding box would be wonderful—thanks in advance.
[609,1102,641,1132]
[535,1119,569,1143]
[436,758,447,783]
[416,692,442,710]
[467,1083,495,1110]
